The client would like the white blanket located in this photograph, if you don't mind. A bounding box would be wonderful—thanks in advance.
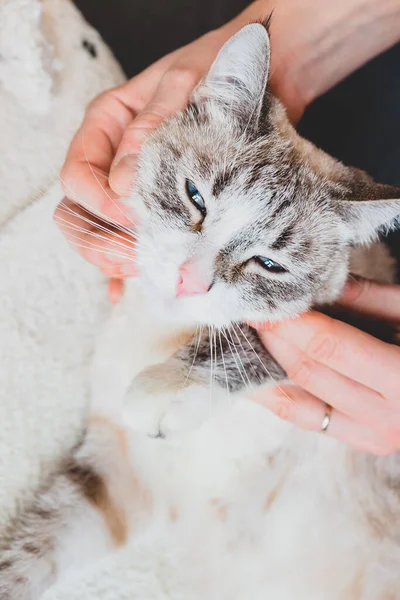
[0,1,178,597]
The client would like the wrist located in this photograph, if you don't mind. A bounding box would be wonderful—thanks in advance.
[278,0,400,106]
[218,0,400,118]
[219,1,309,121]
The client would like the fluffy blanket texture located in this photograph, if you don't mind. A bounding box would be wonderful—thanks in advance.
[0,1,181,597]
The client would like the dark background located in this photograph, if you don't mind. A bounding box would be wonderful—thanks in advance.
[74,0,400,260]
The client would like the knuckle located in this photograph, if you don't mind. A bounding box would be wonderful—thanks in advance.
[129,108,164,130]
[306,328,337,363]
[162,66,199,91]
[286,358,312,387]
[86,91,107,114]
[85,88,115,115]
[271,390,295,422]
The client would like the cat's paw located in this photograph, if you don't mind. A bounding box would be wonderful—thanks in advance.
[122,362,230,438]
[122,382,210,439]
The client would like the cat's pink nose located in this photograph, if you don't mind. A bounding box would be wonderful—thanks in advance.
[176,263,211,297]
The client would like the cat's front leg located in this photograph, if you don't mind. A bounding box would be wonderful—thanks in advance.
[122,324,286,438]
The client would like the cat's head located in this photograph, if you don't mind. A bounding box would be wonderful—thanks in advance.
[131,23,400,327]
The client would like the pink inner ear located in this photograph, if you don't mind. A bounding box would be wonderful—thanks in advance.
[176,262,211,297]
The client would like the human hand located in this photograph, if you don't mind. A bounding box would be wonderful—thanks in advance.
[250,279,400,455]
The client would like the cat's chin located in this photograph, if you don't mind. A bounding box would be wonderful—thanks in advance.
[138,276,239,327]
[164,297,234,328]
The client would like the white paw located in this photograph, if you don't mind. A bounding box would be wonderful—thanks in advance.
[122,380,230,439]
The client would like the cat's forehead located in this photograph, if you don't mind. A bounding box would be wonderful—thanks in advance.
[155,106,296,186]
[146,105,342,246]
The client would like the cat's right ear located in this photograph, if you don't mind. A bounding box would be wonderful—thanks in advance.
[193,22,271,126]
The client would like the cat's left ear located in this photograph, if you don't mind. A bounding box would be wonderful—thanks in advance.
[337,173,400,244]
[193,22,270,125]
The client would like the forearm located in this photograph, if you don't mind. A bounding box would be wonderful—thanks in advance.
[221,0,400,118]
[289,0,400,103]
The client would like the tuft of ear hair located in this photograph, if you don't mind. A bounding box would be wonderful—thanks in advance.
[192,21,271,126]
[337,168,400,244]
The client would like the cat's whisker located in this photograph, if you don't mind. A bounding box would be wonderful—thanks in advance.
[57,170,135,237]
[212,325,218,408]
[54,220,135,257]
[181,325,203,391]
[54,217,139,260]
[59,239,137,262]
[227,326,253,391]
[58,202,146,255]
[29,164,132,239]
[81,134,137,228]
[58,201,137,244]
[234,322,299,408]
[231,324,258,392]
[220,327,249,391]
[217,328,231,405]
[208,325,215,412]
[56,239,136,262]
[212,326,220,407]
[55,212,140,254]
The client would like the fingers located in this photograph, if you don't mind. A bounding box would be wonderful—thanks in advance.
[260,330,389,430]
[109,279,125,304]
[59,48,181,230]
[109,69,202,196]
[258,312,400,397]
[54,198,137,278]
[251,385,394,455]
[60,86,141,224]
[340,278,400,322]
[109,30,227,196]
[110,66,200,196]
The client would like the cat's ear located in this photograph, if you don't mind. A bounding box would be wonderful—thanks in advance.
[337,172,400,244]
[193,22,270,124]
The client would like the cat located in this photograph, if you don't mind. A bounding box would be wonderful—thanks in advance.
[2,21,400,600]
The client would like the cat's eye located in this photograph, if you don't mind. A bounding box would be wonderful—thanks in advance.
[254,256,286,274]
[185,180,206,217]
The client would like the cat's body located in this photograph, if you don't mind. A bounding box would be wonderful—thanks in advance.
[2,21,400,600]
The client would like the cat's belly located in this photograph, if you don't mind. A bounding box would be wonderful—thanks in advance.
[128,402,397,600]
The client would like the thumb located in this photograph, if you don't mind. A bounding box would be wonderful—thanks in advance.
[109,66,199,196]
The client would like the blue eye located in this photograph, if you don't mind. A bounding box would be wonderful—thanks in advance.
[185,180,206,217]
[254,256,286,274]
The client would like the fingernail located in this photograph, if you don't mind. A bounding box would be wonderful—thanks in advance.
[110,154,138,196]
[341,280,355,296]
[340,278,363,302]
[109,279,125,304]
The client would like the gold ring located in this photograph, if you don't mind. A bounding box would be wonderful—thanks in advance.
[320,405,333,433]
